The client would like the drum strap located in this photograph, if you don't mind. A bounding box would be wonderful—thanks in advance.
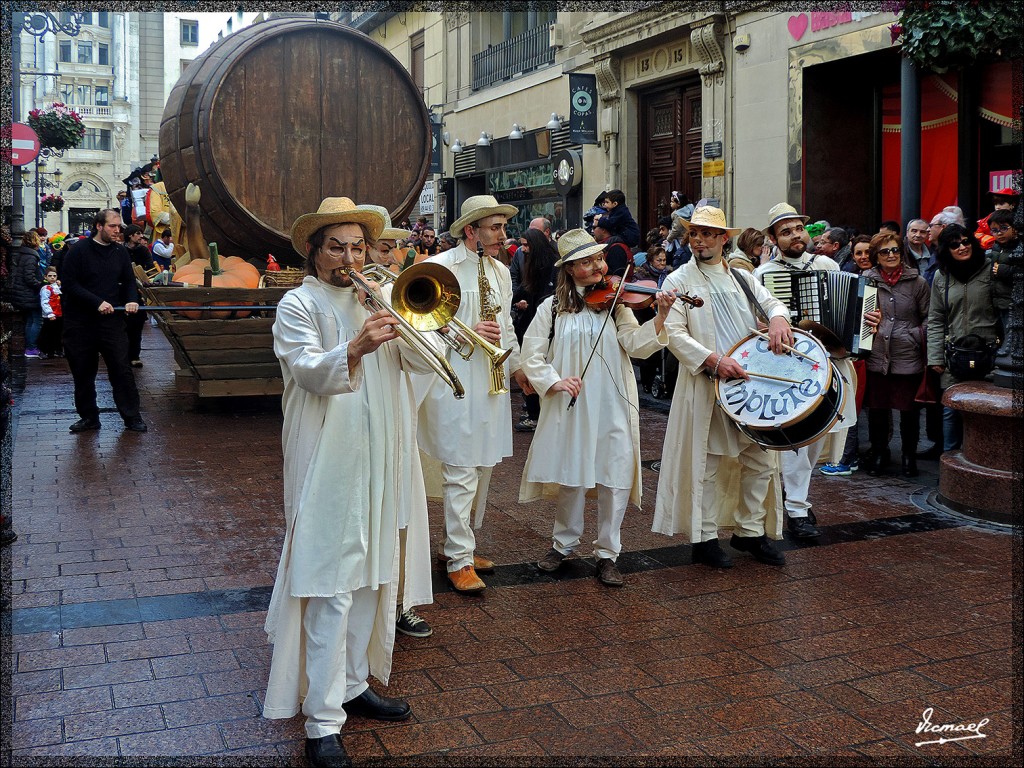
[730,269,771,325]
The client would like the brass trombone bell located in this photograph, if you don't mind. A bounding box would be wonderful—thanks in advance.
[392,263,461,333]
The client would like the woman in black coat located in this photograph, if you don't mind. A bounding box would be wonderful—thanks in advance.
[11,231,44,357]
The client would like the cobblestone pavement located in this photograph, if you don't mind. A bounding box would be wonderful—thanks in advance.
[1,325,1017,763]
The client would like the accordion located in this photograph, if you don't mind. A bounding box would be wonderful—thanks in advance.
[762,270,877,357]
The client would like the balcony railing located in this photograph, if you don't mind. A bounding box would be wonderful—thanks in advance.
[472,25,554,92]
[73,105,112,117]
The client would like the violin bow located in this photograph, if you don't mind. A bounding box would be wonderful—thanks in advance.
[567,258,634,411]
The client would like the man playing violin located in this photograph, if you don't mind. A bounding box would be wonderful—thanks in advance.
[519,229,675,586]
[652,206,792,569]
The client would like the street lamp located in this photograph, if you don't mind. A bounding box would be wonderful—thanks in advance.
[11,10,87,236]
[35,162,64,228]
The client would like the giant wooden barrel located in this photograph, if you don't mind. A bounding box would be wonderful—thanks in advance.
[159,18,430,264]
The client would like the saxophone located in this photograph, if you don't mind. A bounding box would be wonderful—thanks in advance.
[476,241,509,395]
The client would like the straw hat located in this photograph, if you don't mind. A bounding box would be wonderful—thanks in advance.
[764,202,809,235]
[290,197,387,257]
[689,205,741,236]
[449,195,518,239]
[555,228,606,266]
[361,204,412,240]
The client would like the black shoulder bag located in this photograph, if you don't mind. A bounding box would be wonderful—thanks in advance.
[942,276,999,381]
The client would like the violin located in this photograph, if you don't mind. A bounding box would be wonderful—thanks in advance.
[584,275,704,311]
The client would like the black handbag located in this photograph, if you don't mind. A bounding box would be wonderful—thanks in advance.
[940,275,999,381]
[944,334,998,381]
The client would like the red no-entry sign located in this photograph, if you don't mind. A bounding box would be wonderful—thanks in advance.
[8,122,41,166]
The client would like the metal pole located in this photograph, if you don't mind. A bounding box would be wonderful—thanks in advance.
[11,10,27,237]
[899,56,921,227]
[35,161,42,228]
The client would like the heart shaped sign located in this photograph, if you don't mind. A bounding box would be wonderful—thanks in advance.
[788,14,809,41]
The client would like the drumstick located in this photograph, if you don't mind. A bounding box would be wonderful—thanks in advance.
[743,371,803,385]
[747,327,815,363]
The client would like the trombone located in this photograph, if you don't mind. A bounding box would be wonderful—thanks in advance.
[360,263,512,375]
[361,263,475,360]
[347,265,465,399]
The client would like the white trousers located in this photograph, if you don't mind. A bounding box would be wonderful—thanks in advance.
[441,463,493,572]
[301,587,377,738]
[780,439,825,518]
[552,485,631,562]
[700,445,774,541]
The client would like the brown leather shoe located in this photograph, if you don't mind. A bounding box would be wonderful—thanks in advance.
[448,565,486,593]
[595,557,624,587]
[437,552,495,573]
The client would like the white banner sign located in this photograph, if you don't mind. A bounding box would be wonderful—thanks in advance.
[419,181,435,214]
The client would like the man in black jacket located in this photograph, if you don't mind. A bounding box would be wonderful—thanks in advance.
[60,209,147,433]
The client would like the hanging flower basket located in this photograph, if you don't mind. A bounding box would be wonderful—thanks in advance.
[27,102,86,150]
[40,194,65,213]
[890,1,1022,71]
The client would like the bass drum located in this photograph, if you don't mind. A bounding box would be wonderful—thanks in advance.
[715,329,846,450]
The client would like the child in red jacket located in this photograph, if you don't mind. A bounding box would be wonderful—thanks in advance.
[37,266,63,358]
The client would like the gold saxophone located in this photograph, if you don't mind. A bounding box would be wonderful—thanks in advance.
[476,241,510,395]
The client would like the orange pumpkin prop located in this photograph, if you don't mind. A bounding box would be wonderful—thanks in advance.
[172,242,261,319]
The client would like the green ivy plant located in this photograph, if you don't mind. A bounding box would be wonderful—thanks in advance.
[890,1,1021,71]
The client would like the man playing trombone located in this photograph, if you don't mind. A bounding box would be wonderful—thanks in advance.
[263,197,436,768]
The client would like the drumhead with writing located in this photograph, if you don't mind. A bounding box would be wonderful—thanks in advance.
[716,329,831,429]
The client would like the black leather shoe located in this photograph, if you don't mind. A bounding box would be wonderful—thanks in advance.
[342,687,411,722]
[305,734,351,768]
[867,450,891,477]
[787,516,821,539]
[691,539,734,568]
[901,455,919,477]
[69,418,101,433]
[730,534,786,566]
[916,444,943,460]
[124,419,148,433]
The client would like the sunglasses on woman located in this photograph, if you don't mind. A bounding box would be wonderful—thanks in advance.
[953,239,972,249]
[876,247,900,256]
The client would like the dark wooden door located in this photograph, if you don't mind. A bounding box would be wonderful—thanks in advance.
[639,80,702,233]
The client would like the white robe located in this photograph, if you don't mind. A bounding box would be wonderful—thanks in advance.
[416,243,521,468]
[652,260,788,541]
[518,296,667,507]
[263,277,432,720]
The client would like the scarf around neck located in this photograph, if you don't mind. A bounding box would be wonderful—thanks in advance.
[880,263,903,286]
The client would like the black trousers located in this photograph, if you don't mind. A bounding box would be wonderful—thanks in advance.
[868,407,919,458]
[63,317,142,423]
[125,312,145,361]
[37,317,64,356]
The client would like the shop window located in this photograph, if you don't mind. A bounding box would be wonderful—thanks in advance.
[77,41,92,64]
[98,43,109,66]
[181,20,199,45]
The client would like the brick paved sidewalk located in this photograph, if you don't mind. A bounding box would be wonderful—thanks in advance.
[1,325,1017,763]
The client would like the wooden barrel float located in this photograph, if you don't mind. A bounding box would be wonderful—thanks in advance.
[159,18,430,264]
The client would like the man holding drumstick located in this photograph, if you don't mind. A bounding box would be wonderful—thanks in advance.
[652,206,792,569]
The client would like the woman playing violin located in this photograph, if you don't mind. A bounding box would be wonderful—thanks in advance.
[518,229,676,587]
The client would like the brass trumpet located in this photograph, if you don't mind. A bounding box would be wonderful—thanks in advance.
[347,266,465,399]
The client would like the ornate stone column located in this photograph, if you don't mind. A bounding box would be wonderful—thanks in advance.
[690,16,726,203]
[594,53,621,190]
